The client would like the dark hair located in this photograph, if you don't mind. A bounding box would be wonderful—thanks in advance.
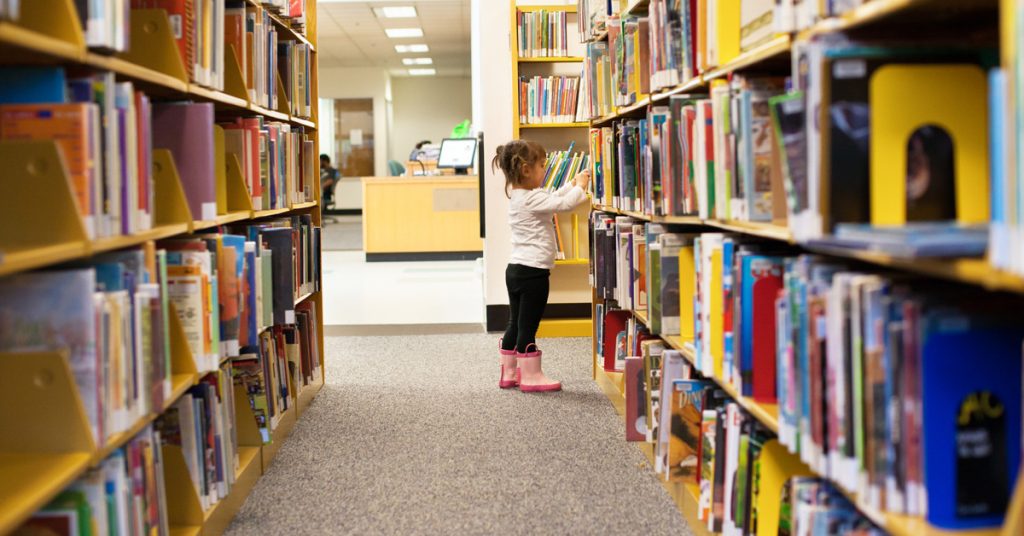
[492,140,545,197]
[415,140,431,150]
[320,154,330,163]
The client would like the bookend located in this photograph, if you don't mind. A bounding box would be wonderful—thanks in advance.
[224,45,250,102]
[0,351,96,534]
[161,444,205,529]
[0,140,89,274]
[275,72,291,116]
[16,0,85,48]
[119,9,189,84]
[168,302,200,378]
[153,149,195,228]
[226,154,255,213]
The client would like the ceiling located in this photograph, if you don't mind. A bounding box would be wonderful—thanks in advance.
[317,0,472,77]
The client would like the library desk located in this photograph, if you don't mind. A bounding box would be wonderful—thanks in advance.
[361,176,483,261]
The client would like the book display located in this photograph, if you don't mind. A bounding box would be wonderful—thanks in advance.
[0,1,323,535]
[584,0,1024,534]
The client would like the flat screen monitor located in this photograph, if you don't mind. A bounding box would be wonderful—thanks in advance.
[437,137,478,174]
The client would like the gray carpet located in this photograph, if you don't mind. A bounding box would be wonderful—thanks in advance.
[321,217,363,251]
[225,334,690,535]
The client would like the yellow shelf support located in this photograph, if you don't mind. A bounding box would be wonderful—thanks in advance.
[0,351,97,534]
[0,140,89,277]
[161,445,205,528]
[275,71,291,116]
[16,0,85,48]
[153,149,195,228]
[119,9,189,84]
[224,44,250,102]
[226,154,255,213]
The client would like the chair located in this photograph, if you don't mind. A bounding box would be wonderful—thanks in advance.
[388,160,406,177]
[321,178,340,224]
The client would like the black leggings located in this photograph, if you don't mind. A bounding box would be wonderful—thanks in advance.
[501,263,550,353]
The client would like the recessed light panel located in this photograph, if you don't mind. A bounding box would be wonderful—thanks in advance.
[408,68,436,76]
[385,28,424,38]
[402,58,433,65]
[373,6,417,18]
[394,44,430,53]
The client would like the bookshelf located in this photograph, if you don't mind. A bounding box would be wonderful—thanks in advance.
[511,1,592,335]
[0,1,324,535]
[584,0,1024,534]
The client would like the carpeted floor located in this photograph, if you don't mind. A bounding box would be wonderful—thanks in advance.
[225,333,690,535]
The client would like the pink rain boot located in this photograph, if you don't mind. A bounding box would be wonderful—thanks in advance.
[499,339,518,389]
[516,344,561,392]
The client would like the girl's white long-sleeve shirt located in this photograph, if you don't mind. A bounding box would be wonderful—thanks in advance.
[507,182,589,270]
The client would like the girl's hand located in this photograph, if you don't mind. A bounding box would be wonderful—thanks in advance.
[574,170,591,190]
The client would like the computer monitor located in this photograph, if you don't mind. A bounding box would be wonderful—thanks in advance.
[437,137,478,175]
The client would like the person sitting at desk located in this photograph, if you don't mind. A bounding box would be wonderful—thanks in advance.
[408,140,432,162]
[320,154,340,206]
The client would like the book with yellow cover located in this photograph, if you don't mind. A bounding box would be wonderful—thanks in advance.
[710,245,725,379]
[679,240,697,340]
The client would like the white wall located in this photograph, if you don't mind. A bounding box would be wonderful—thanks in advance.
[472,0,514,313]
[390,76,472,164]
[318,67,392,177]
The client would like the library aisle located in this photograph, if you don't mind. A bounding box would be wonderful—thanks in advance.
[224,333,689,534]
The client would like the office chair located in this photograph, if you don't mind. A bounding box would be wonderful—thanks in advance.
[322,180,340,224]
[388,160,406,177]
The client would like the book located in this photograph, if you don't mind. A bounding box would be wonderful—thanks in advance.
[668,379,712,482]
[152,102,217,222]
[0,269,100,445]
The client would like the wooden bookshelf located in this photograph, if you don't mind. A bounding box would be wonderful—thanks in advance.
[587,1,1021,534]
[511,0,592,334]
[519,122,590,128]
[518,56,584,63]
[0,1,325,534]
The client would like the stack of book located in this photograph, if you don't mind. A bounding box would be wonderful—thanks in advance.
[517,8,569,58]
[592,213,1024,531]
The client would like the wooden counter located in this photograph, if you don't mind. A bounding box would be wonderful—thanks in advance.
[361,176,483,261]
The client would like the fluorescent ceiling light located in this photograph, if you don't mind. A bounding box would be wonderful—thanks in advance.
[394,44,429,53]
[408,68,436,76]
[385,28,423,38]
[373,6,417,18]
[402,57,433,65]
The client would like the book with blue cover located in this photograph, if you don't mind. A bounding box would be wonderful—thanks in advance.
[921,308,1023,529]
[0,66,66,104]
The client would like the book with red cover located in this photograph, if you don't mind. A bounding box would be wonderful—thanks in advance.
[602,309,631,371]
[225,6,247,76]
[625,356,646,441]
[152,102,216,221]
[739,254,784,402]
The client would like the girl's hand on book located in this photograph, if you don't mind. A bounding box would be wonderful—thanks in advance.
[574,170,591,190]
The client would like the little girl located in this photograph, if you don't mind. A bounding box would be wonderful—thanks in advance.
[491,140,591,392]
